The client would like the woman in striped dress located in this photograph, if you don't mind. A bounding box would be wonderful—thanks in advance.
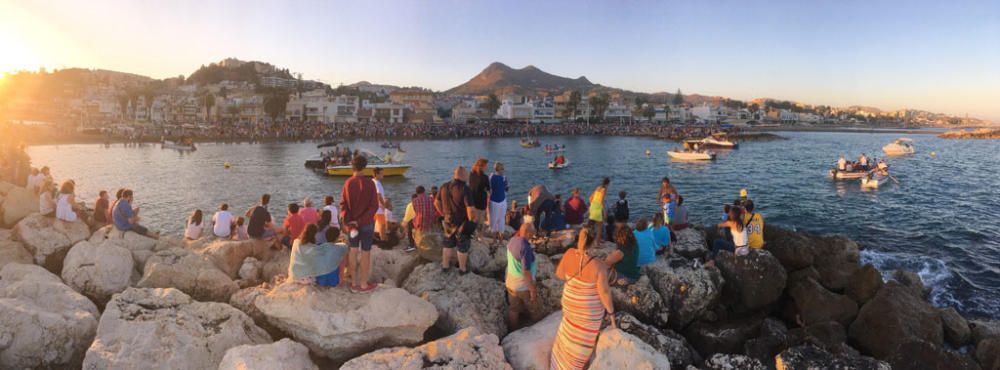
[550,227,616,370]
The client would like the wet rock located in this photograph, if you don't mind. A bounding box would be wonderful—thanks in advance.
[0,263,99,369]
[137,247,239,302]
[789,277,858,326]
[1,185,37,227]
[644,256,724,330]
[672,227,709,259]
[976,337,1000,370]
[893,269,928,299]
[531,228,578,256]
[848,282,944,359]
[83,287,270,369]
[775,344,890,370]
[762,224,815,270]
[341,327,510,370]
[887,339,982,370]
[845,263,883,304]
[189,238,277,279]
[940,307,972,346]
[370,246,423,287]
[13,214,90,273]
[744,318,790,364]
[611,275,670,327]
[683,315,764,356]
[403,263,507,337]
[61,239,134,307]
[254,282,437,363]
[501,310,561,370]
[219,338,318,370]
[615,312,700,369]
[714,249,787,311]
[0,240,32,270]
[590,328,672,370]
[703,354,766,370]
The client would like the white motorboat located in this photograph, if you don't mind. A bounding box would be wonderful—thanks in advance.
[162,140,196,151]
[883,138,915,156]
[668,150,716,161]
[701,135,739,149]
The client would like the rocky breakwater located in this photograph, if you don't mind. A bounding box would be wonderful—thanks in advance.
[939,128,1000,139]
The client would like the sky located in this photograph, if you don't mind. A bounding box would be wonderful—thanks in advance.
[1,0,998,121]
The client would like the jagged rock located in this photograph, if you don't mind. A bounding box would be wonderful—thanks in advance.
[370,247,423,287]
[848,282,944,359]
[762,225,815,270]
[531,228,578,255]
[535,254,564,316]
[643,256,724,330]
[0,263,99,369]
[590,328,672,370]
[683,315,764,356]
[611,275,670,327]
[673,227,708,259]
[341,327,511,370]
[414,230,443,261]
[13,213,90,273]
[238,257,263,287]
[261,248,290,283]
[466,238,508,276]
[976,337,1000,370]
[61,239,134,307]
[615,312,699,369]
[940,307,972,346]
[704,354,766,370]
[714,249,787,310]
[0,240,32,270]
[254,282,437,363]
[970,320,1000,345]
[893,269,928,299]
[845,263,883,304]
[403,263,507,337]
[228,285,284,339]
[887,339,982,370]
[83,287,270,369]
[788,321,847,351]
[137,247,239,302]
[218,338,318,370]
[189,238,277,279]
[744,318,790,364]
[775,345,890,370]
[1,185,37,227]
[789,277,858,326]
[788,266,820,285]
[502,310,562,370]
[812,235,860,291]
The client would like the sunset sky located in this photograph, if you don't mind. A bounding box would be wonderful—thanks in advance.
[1,0,998,120]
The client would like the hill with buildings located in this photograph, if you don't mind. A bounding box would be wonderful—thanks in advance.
[447,62,597,96]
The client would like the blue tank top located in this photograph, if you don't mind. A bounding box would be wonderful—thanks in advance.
[489,174,507,202]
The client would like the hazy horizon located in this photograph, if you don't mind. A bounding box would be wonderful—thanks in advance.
[1,0,998,121]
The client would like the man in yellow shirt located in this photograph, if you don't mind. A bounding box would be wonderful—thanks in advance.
[741,200,765,249]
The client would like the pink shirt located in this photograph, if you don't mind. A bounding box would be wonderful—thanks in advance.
[300,207,319,226]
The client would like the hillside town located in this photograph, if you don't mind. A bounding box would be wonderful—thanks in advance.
[0,58,991,139]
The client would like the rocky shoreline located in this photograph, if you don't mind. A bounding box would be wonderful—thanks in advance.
[938,128,1000,139]
[1,181,998,369]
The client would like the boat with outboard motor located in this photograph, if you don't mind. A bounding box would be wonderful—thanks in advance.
[324,149,410,176]
[883,138,915,156]
[668,149,716,161]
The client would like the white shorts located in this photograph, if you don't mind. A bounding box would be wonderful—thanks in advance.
[489,200,507,233]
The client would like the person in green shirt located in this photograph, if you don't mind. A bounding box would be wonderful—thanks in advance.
[604,224,640,286]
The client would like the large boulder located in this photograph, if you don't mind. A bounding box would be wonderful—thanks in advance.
[260,248,290,283]
[611,275,670,328]
[672,227,708,259]
[788,321,848,352]
[238,257,263,287]
[789,277,858,326]
[534,253,565,316]
[341,327,511,370]
[893,269,928,299]
[83,287,270,369]
[970,320,1000,346]
[228,285,284,339]
[703,354,766,370]
[845,263,883,304]
[466,238,508,276]
[1,185,37,227]
[683,315,764,356]
[714,249,787,311]
[643,256,724,330]
[848,282,944,359]
[976,337,1000,370]
[61,239,135,307]
[88,225,180,272]
[744,318,791,364]
[254,282,437,363]
[590,328,672,370]
[776,345,890,370]
[13,213,90,273]
[939,307,972,346]
[501,311,562,370]
[218,338,318,370]
[762,224,815,270]
[614,312,700,369]
[137,247,239,302]
[0,263,99,369]
[812,235,860,291]
[189,238,277,279]
[0,240,32,270]
[887,339,982,370]
[414,230,444,261]
[370,246,424,287]
[403,263,508,337]
[531,228,578,256]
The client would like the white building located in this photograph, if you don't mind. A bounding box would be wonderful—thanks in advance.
[285,90,360,123]
[497,99,533,120]
[531,98,556,121]
[261,76,298,89]
[604,102,632,120]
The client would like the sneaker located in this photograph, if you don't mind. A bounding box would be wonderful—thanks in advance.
[404,245,416,253]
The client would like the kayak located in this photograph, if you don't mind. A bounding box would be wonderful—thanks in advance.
[548,160,570,169]
[667,150,716,161]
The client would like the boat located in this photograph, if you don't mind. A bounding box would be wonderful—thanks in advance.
[325,149,410,177]
[381,142,401,149]
[304,155,326,170]
[829,169,869,180]
[520,139,540,148]
[162,139,196,151]
[861,173,887,189]
[701,134,739,149]
[548,159,570,169]
[316,140,341,148]
[544,148,565,153]
[667,150,716,161]
[883,138,915,156]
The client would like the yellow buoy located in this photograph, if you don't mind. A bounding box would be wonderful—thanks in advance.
[224,161,231,169]
[930,151,936,157]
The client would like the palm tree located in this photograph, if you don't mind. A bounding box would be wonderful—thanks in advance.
[672,89,684,106]
[483,94,501,117]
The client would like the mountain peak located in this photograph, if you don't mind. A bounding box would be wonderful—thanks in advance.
[448,62,596,95]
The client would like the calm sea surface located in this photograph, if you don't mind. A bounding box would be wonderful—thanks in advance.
[28,131,1000,319]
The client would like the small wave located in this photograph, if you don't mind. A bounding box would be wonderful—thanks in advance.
[860,250,957,308]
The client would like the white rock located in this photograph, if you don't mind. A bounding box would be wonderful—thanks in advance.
[502,311,563,370]
[403,263,508,337]
[190,238,277,278]
[13,213,90,272]
[218,338,317,370]
[342,327,512,370]
[137,247,239,302]
[0,240,32,270]
[261,248,290,283]
[89,225,179,271]
[1,185,37,227]
[370,247,423,287]
[591,328,672,370]
[467,238,508,275]
[238,257,263,284]
[0,263,99,369]
[61,240,134,306]
[254,282,437,363]
[83,287,271,370]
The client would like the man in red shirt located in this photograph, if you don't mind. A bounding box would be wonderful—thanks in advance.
[563,188,588,227]
[340,155,379,293]
[280,203,305,248]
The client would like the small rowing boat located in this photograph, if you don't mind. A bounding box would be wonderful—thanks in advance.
[548,159,570,169]
[829,169,868,180]
[668,150,716,161]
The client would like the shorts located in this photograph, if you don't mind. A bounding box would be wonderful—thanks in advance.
[349,223,375,251]
[443,221,473,253]
[507,288,544,321]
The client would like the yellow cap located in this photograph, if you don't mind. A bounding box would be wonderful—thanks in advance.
[739,188,748,198]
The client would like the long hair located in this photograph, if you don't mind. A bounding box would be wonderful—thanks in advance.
[58,180,74,195]
[472,158,488,175]
[614,224,636,251]
[190,209,203,226]
[300,224,318,244]
[729,207,744,232]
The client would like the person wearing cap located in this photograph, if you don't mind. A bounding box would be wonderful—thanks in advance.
[741,200,765,249]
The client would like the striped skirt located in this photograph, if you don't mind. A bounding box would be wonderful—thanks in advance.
[550,277,604,370]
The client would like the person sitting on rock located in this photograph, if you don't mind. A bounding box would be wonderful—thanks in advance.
[314,210,334,244]
[651,212,672,255]
[232,216,249,241]
[605,224,641,286]
[672,195,690,231]
[280,203,305,248]
[741,200,764,250]
[563,188,588,228]
[289,224,348,288]
[112,189,159,239]
[38,180,56,218]
[633,218,657,267]
[246,194,276,242]
[212,203,234,239]
[706,206,748,266]
[184,209,204,241]
[92,190,111,227]
[506,222,543,330]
